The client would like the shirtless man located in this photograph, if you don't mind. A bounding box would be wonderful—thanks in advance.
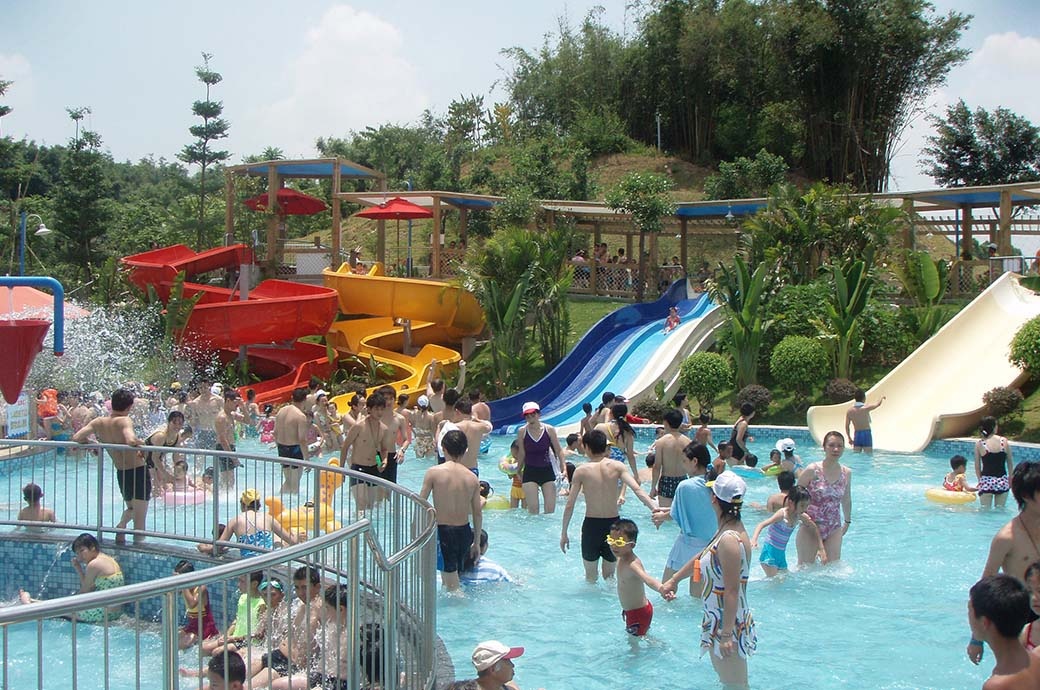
[246,565,325,688]
[274,388,311,494]
[339,394,395,512]
[375,385,410,488]
[453,399,493,476]
[72,388,145,544]
[968,575,1040,690]
[215,390,243,488]
[68,391,96,459]
[191,379,223,451]
[845,389,885,454]
[650,409,692,509]
[560,429,658,582]
[419,429,482,591]
[469,390,491,422]
[425,359,466,414]
[435,390,463,464]
[968,462,1040,665]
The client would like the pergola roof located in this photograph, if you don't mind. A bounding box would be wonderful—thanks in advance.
[876,180,1040,211]
[227,157,384,181]
[339,190,502,211]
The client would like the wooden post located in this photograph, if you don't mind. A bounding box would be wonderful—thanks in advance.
[224,174,234,247]
[592,221,601,295]
[999,189,1012,255]
[902,199,914,249]
[331,161,342,269]
[264,166,280,264]
[679,217,688,273]
[962,206,973,258]
[432,197,442,278]
[626,232,633,264]
[459,207,468,246]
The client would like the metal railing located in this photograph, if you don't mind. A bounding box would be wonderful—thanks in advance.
[0,440,437,690]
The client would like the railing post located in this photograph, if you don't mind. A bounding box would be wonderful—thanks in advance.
[96,447,105,545]
[383,563,397,690]
[160,591,179,690]
[347,532,360,690]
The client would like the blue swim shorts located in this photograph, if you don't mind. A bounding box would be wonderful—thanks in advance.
[853,429,873,448]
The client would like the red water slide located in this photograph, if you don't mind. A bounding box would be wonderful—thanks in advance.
[122,244,339,403]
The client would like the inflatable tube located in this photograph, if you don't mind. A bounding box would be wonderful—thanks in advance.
[763,465,782,477]
[732,466,766,479]
[162,489,208,505]
[485,495,511,510]
[499,457,518,476]
[925,488,976,505]
[480,436,492,454]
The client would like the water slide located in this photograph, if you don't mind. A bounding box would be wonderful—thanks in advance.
[488,280,724,434]
[806,272,1040,452]
[322,263,485,412]
[122,244,340,403]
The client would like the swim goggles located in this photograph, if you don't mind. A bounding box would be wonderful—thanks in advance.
[605,535,632,547]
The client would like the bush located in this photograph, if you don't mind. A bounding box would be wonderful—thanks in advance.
[679,352,732,413]
[769,335,828,406]
[858,300,917,367]
[631,397,669,424]
[825,378,859,403]
[1010,316,1040,378]
[761,282,830,370]
[703,148,789,200]
[736,384,772,415]
[983,386,1025,420]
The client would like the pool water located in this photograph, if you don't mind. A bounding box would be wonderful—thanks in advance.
[0,431,1009,689]
[404,431,999,690]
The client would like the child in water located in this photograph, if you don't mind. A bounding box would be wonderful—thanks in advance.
[751,486,824,576]
[17,483,56,530]
[501,440,524,509]
[608,518,674,638]
[257,404,275,444]
[943,455,977,493]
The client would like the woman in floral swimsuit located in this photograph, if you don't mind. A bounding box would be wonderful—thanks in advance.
[796,430,853,565]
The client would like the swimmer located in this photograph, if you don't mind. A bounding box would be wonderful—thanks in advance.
[560,430,658,582]
[712,442,732,476]
[650,409,692,509]
[775,438,802,474]
[663,306,681,333]
[762,449,783,474]
[976,417,1014,509]
[610,518,674,641]
[943,455,977,493]
[503,440,525,510]
[1020,561,1040,652]
[750,470,796,514]
[694,412,718,454]
[461,529,514,585]
[968,575,1040,688]
[517,401,566,515]
[274,388,312,494]
[751,486,823,576]
[479,480,493,510]
[845,389,885,454]
[562,433,583,461]
[202,571,267,656]
[17,482,56,530]
[174,560,219,649]
[728,402,755,462]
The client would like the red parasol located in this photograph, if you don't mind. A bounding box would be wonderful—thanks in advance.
[355,198,433,270]
[244,188,328,216]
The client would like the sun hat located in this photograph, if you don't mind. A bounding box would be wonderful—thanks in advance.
[417,395,430,408]
[240,488,261,505]
[775,438,796,453]
[472,640,525,673]
[709,472,746,503]
[522,401,540,416]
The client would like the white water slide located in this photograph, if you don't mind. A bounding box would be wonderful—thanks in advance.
[807,272,1040,452]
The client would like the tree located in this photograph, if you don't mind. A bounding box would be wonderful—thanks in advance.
[52,112,114,284]
[605,172,674,300]
[0,79,13,125]
[703,149,788,199]
[921,100,1040,187]
[179,53,230,250]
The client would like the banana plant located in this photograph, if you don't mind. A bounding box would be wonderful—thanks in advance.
[820,259,874,380]
[893,249,952,341]
[709,256,771,389]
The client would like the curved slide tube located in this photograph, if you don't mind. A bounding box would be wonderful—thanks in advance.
[806,272,1040,452]
[322,263,485,413]
[489,280,723,434]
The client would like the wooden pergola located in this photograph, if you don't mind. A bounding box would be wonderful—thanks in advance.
[225,158,385,266]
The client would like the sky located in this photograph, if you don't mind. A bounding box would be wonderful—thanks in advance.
[2,1,1039,193]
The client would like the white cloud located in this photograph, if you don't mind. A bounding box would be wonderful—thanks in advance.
[241,4,429,158]
[889,31,1040,191]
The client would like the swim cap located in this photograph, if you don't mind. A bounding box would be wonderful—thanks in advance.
[417,395,430,408]
[240,488,261,505]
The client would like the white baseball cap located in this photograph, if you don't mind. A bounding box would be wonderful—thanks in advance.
[709,471,747,503]
[522,401,540,416]
[472,640,524,673]
[776,438,796,453]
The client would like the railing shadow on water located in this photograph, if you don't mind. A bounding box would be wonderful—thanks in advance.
[0,439,438,690]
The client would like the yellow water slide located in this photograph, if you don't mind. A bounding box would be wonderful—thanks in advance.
[322,263,485,411]
[806,272,1040,452]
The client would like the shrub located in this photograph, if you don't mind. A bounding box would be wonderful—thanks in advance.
[761,282,830,370]
[679,352,732,414]
[769,335,828,407]
[736,384,772,415]
[825,378,859,403]
[1010,316,1040,378]
[983,386,1025,420]
[631,397,669,424]
[858,300,917,367]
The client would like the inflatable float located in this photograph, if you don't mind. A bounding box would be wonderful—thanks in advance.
[924,488,976,505]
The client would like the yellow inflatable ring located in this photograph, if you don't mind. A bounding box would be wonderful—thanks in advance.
[485,495,511,510]
[763,465,782,477]
[925,488,976,505]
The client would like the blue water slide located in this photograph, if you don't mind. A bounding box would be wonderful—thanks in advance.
[487,279,705,432]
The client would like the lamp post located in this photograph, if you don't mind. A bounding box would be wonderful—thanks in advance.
[17,211,52,276]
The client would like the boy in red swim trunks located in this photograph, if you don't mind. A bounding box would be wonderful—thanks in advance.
[609,518,674,639]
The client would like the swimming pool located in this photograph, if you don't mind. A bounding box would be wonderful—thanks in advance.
[0,429,1018,689]
[414,429,1004,690]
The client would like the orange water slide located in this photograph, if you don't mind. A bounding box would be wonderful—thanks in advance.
[322,263,484,410]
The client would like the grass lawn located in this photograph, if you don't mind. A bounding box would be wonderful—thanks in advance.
[566,298,628,350]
